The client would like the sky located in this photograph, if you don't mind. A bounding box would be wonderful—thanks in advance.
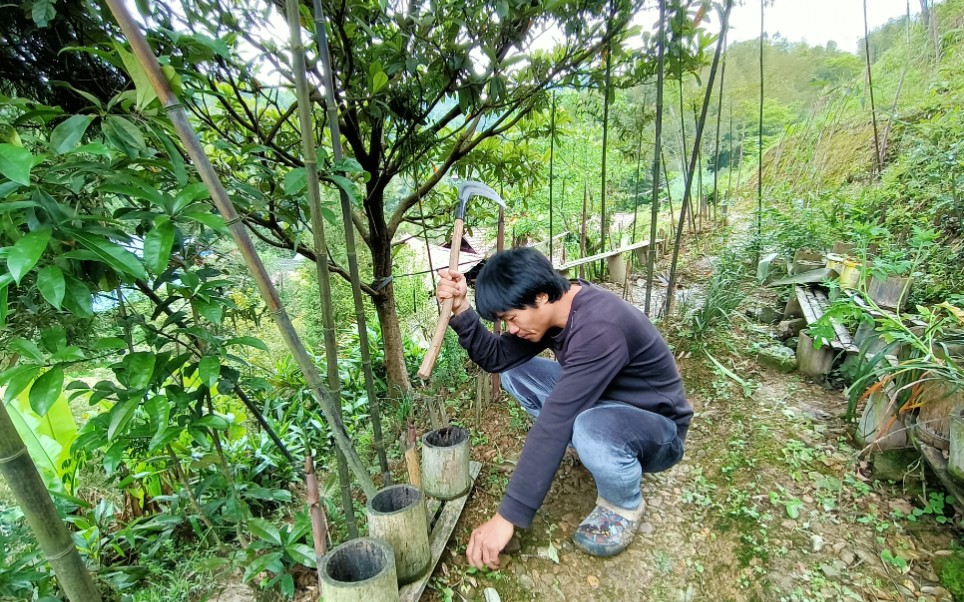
[726,0,918,53]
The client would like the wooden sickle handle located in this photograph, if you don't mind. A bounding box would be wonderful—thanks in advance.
[418,218,465,380]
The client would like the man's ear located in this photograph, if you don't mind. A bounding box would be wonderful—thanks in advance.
[537,293,549,305]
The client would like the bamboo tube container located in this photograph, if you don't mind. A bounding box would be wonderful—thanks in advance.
[319,538,398,602]
[421,427,472,500]
[366,484,430,584]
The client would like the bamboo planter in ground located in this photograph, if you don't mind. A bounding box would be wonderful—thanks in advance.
[867,275,914,310]
[950,408,964,482]
[797,331,835,377]
[421,427,472,500]
[856,390,909,451]
[367,485,430,584]
[319,538,398,602]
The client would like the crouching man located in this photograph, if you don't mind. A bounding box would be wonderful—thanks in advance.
[435,247,691,568]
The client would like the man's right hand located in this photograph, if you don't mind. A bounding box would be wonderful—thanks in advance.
[437,268,469,315]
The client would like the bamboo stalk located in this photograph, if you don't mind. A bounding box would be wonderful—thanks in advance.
[103,0,376,499]
[756,0,764,261]
[664,0,733,317]
[305,456,328,589]
[0,403,102,602]
[310,0,391,484]
[286,0,358,536]
[645,0,666,316]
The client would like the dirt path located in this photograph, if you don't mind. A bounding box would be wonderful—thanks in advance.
[433,300,960,601]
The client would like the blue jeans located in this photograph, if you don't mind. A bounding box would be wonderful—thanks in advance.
[501,357,684,512]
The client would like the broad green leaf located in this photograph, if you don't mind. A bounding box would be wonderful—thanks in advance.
[242,552,284,583]
[143,221,175,273]
[197,300,223,325]
[172,182,209,213]
[70,230,147,281]
[8,229,51,284]
[29,366,64,416]
[124,352,156,390]
[286,544,317,568]
[50,115,95,154]
[50,346,85,362]
[31,0,57,27]
[328,175,359,204]
[62,274,93,317]
[0,364,41,403]
[10,338,43,361]
[226,336,268,351]
[372,71,389,94]
[37,265,66,309]
[0,282,6,328]
[11,386,77,471]
[184,210,228,234]
[5,398,61,484]
[0,144,36,185]
[116,45,158,110]
[198,356,220,387]
[249,518,282,546]
[102,115,146,157]
[93,337,128,350]
[40,326,67,353]
[193,414,228,430]
[108,398,138,441]
[283,168,307,195]
[0,182,29,200]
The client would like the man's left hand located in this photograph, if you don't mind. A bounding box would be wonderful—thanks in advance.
[466,513,514,570]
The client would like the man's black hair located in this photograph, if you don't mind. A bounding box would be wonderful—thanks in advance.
[474,247,571,321]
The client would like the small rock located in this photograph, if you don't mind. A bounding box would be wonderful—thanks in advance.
[757,345,797,373]
[820,564,840,579]
[639,522,654,535]
[483,587,502,602]
[832,541,848,554]
[811,535,825,552]
[518,575,535,590]
[840,550,856,565]
[587,575,600,589]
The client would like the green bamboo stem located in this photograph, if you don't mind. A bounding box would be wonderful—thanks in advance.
[310,0,391,484]
[286,0,359,536]
[645,0,666,316]
[103,0,377,500]
[0,403,102,602]
[664,0,733,317]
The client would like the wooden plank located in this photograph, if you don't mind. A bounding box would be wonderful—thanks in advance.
[812,289,857,351]
[399,461,482,602]
[794,286,857,352]
[556,239,663,271]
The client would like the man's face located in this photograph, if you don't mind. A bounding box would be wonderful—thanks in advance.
[498,294,552,341]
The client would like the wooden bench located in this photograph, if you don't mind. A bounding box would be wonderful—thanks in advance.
[786,285,858,353]
[555,239,664,284]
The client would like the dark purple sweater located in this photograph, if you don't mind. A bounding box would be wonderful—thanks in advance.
[448,281,691,528]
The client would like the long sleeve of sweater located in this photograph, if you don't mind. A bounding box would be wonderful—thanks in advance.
[497,325,629,527]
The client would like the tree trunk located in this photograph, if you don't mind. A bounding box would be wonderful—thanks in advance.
[0,403,102,602]
[370,232,413,398]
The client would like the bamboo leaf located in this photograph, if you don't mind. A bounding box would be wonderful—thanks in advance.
[29,366,64,416]
[0,281,7,328]
[37,265,66,309]
[8,229,51,285]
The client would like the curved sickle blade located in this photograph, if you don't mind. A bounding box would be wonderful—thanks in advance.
[456,180,506,220]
